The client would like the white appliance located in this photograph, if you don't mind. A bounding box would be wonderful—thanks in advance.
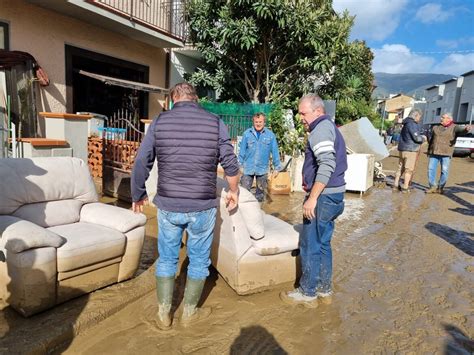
[345,153,375,194]
[77,112,106,137]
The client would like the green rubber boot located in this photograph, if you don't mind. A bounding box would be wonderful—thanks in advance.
[155,276,175,330]
[180,278,212,327]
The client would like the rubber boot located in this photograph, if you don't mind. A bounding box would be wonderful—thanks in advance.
[155,276,175,330]
[180,278,212,327]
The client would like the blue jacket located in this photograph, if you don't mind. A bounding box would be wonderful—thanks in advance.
[398,117,424,152]
[238,127,282,176]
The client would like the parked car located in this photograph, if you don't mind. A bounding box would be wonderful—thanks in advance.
[454,132,474,157]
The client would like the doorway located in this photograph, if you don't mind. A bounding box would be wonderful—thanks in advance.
[65,45,149,119]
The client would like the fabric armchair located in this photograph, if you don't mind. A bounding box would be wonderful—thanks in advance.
[0,157,146,316]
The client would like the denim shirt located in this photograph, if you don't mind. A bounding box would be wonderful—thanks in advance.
[238,127,282,176]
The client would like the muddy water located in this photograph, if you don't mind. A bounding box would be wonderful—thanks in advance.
[65,151,473,354]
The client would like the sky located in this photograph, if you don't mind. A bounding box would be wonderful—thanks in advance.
[332,0,474,75]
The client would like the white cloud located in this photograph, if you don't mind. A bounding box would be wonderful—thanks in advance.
[436,39,459,49]
[436,37,474,49]
[372,44,474,75]
[433,53,474,75]
[333,0,408,41]
[372,44,435,73]
[415,3,454,24]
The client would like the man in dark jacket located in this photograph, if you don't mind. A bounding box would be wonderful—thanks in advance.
[393,108,425,193]
[280,94,347,308]
[131,82,240,329]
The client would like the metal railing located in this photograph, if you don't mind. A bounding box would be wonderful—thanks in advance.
[0,94,13,158]
[219,114,253,140]
[87,0,187,41]
[102,109,144,172]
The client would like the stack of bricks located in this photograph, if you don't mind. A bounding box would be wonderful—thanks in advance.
[88,137,103,178]
[103,140,140,172]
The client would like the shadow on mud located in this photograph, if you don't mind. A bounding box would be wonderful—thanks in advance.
[230,325,287,354]
[425,222,474,256]
[443,182,474,217]
[442,323,474,354]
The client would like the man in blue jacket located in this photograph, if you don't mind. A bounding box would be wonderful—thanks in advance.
[131,83,240,330]
[393,108,425,193]
[280,94,347,308]
[238,113,283,202]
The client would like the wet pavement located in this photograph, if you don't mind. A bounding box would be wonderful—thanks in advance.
[1,149,473,354]
[63,150,473,354]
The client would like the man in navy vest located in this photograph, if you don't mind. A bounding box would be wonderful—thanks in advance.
[281,94,347,308]
[131,83,240,329]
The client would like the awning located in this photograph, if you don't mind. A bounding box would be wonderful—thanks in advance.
[79,70,168,94]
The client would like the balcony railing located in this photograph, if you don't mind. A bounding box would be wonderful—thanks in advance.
[87,0,187,42]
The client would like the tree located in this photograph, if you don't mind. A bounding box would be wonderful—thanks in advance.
[186,0,374,106]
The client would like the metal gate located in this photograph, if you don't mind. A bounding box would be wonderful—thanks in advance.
[102,109,144,201]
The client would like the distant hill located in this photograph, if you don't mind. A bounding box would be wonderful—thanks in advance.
[373,73,454,99]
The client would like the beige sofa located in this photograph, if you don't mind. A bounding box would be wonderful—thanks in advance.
[0,157,146,316]
[212,179,301,294]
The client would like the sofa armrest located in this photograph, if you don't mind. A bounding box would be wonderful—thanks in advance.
[0,215,65,253]
[80,203,146,233]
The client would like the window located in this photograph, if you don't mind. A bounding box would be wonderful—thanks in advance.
[436,108,441,116]
[0,21,9,50]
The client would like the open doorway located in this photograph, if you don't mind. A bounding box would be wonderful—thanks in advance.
[65,45,149,119]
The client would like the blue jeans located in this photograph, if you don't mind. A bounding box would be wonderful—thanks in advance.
[299,193,345,296]
[156,208,217,280]
[241,174,268,202]
[428,155,451,188]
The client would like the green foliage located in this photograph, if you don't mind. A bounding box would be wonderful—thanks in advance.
[268,105,306,156]
[187,0,374,109]
[336,99,383,129]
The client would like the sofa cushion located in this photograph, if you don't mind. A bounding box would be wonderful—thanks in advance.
[252,215,300,256]
[0,157,98,215]
[12,200,83,228]
[80,203,146,233]
[0,215,65,253]
[216,178,265,240]
[48,222,126,272]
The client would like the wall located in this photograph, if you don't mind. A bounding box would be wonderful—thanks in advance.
[459,75,474,124]
[441,79,463,121]
[0,0,168,122]
[169,51,200,87]
[385,95,414,112]
[423,85,444,125]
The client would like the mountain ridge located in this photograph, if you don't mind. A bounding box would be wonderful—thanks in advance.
[373,72,454,99]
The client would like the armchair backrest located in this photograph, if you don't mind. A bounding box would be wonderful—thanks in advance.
[214,178,265,258]
[0,157,98,227]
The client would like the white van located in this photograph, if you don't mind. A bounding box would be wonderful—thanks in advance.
[454,132,474,157]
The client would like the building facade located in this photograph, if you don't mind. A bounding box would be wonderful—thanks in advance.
[0,0,186,137]
[458,70,474,124]
[423,70,474,125]
[423,84,445,125]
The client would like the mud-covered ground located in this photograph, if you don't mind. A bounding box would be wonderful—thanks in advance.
[65,148,473,354]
